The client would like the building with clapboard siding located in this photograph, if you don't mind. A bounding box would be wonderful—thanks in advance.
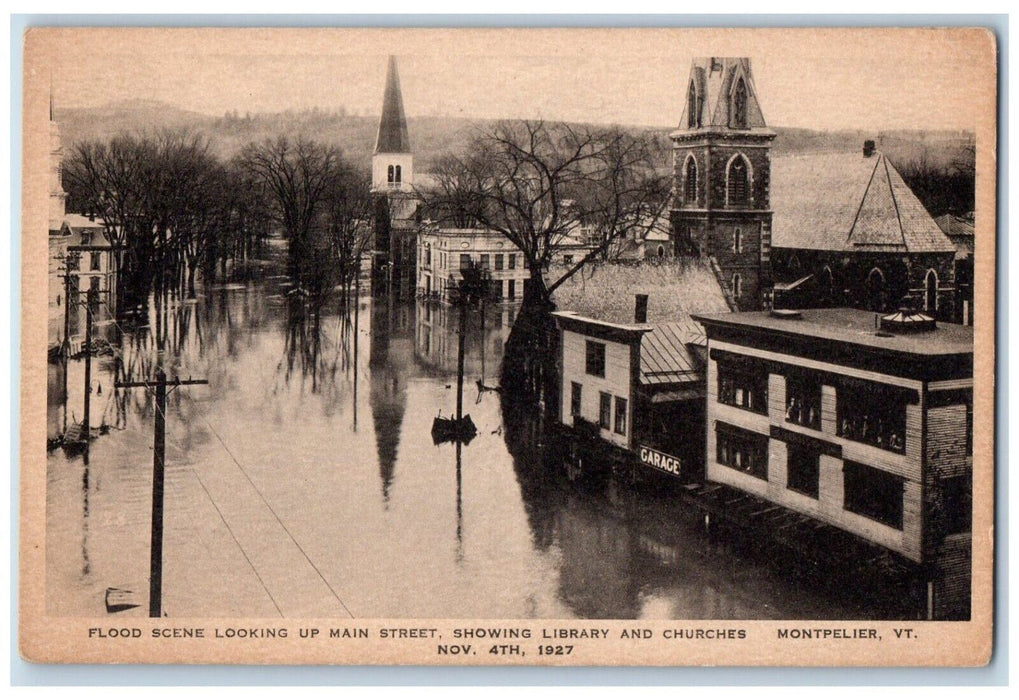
[693,307,973,618]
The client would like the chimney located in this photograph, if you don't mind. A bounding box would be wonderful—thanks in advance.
[634,294,649,324]
[863,140,876,157]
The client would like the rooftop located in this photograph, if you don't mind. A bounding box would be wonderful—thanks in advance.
[551,258,732,325]
[693,307,973,357]
[770,151,955,254]
[552,312,705,387]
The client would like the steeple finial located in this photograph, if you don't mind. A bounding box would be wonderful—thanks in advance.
[374,56,411,154]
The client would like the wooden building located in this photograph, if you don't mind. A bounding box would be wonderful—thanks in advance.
[552,302,714,483]
[693,307,973,618]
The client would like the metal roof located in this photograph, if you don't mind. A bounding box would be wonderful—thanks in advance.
[639,321,706,386]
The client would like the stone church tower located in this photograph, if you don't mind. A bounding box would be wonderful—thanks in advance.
[670,57,775,311]
[371,56,417,297]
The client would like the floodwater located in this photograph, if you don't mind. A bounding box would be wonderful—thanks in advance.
[46,273,920,620]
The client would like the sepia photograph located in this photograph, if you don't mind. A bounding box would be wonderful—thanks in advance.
[18,25,996,666]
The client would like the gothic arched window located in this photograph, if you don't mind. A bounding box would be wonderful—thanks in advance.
[727,156,750,206]
[394,165,402,184]
[925,269,939,313]
[387,164,395,184]
[732,77,748,129]
[687,80,702,129]
[732,273,743,300]
[684,156,697,204]
[733,228,743,254]
[866,267,887,312]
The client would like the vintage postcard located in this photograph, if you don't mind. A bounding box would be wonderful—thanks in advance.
[19,26,997,666]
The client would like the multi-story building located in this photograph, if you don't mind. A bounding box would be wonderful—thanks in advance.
[550,261,733,482]
[416,227,530,303]
[693,307,973,619]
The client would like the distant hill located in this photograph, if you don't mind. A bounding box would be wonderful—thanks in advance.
[55,99,974,182]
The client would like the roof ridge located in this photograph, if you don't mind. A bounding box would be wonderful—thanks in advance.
[883,155,908,248]
[846,153,883,245]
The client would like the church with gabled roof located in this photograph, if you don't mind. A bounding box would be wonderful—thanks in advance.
[670,56,961,321]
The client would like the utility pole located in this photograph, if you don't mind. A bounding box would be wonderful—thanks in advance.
[82,287,94,464]
[456,300,466,422]
[116,372,208,618]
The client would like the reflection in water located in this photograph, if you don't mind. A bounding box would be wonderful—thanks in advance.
[46,271,919,620]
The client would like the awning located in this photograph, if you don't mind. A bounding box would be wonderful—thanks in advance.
[773,274,814,292]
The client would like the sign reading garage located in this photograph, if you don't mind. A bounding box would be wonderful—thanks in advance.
[638,445,683,479]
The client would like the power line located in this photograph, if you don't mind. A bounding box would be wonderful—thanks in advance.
[188,467,285,618]
[184,394,356,619]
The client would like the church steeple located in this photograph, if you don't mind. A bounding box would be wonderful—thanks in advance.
[375,56,411,154]
[670,57,776,311]
[372,56,414,193]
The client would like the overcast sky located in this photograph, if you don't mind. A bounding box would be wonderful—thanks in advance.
[42,27,992,132]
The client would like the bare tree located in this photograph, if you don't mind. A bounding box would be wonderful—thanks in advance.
[420,120,669,308]
[238,135,344,282]
[322,163,375,299]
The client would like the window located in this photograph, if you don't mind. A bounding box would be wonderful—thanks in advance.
[843,461,903,529]
[687,80,700,128]
[394,165,402,183]
[599,392,612,430]
[387,165,395,184]
[716,424,768,480]
[732,77,748,129]
[585,341,606,378]
[785,375,821,430]
[508,254,516,270]
[507,279,516,299]
[90,252,101,271]
[939,474,972,535]
[614,396,628,435]
[836,381,907,453]
[733,228,743,254]
[570,382,582,417]
[424,244,431,266]
[727,156,750,205]
[925,269,939,313]
[731,273,743,300]
[480,254,490,269]
[563,255,574,265]
[786,444,819,498]
[495,254,504,271]
[717,362,767,414]
[459,254,471,271]
[684,156,697,203]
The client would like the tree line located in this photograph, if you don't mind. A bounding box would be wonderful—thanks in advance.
[63,130,374,312]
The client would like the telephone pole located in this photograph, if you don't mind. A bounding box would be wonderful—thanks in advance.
[82,287,94,464]
[116,371,208,618]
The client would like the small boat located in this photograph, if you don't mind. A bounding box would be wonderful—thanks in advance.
[431,414,477,445]
[105,587,141,614]
[61,422,108,455]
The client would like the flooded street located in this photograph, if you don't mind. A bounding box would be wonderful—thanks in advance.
[46,272,918,620]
